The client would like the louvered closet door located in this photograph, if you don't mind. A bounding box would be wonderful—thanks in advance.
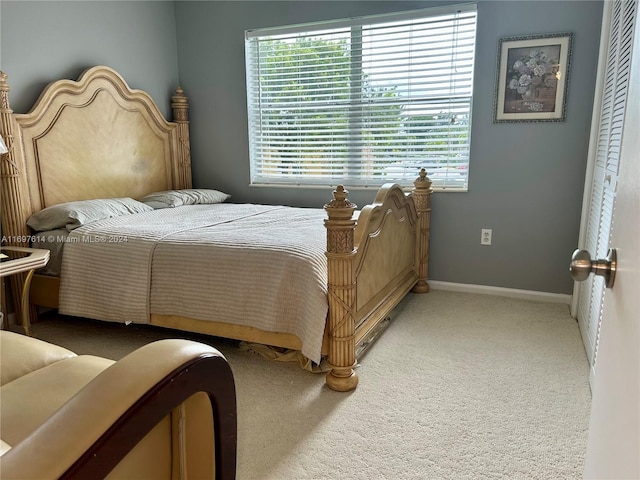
[576,0,636,384]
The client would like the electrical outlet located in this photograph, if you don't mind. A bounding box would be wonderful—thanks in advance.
[481,228,492,246]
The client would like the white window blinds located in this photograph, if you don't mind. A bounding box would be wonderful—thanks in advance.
[245,3,477,190]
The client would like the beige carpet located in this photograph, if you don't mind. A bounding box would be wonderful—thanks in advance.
[27,290,592,479]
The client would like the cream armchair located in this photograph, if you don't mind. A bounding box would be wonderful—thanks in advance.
[0,331,236,479]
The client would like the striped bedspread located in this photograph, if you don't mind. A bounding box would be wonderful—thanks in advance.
[59,204,329,363]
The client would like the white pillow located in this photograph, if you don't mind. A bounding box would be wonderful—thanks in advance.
[140,189,230,209]
[27,198,153,232]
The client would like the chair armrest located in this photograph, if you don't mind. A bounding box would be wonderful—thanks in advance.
[0,339,237,480]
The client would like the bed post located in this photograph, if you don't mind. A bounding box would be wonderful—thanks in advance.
[0,71,34,326]
[171,87,192,189]
[411,169,433,293]
[324,185,359,392]
[0,71,29,242]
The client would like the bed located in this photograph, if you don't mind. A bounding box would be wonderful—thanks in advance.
[0,66,433,391]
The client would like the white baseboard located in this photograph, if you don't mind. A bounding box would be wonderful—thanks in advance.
[428,281,572,305]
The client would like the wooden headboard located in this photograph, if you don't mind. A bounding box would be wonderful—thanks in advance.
[0,66,192,247]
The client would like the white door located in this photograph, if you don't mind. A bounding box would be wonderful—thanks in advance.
[583,3,639,477]
[573,0,637,384]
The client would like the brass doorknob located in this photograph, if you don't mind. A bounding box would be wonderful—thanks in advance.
[570,248,617,288]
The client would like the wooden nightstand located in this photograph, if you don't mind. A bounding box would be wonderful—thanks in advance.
[0,247,50,335]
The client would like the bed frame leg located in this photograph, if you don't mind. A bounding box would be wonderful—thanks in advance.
[324,185,359,392]
[326,364,358,392]
[411,169,433,294]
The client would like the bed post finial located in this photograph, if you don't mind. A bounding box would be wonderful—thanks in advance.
[171,86,192,189]
[324,185,359,392]
[0,70,12,143]
[411,169,433,293]
[0,71,8,104]
[171,87,189,122]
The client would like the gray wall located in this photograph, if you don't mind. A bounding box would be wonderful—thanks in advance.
[1,1,604,295]
[0,1,179,117]
[175,0,603,294]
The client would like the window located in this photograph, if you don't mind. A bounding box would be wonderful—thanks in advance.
[245,3,477,190]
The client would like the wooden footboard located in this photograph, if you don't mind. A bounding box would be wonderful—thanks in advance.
[324,172,432,391]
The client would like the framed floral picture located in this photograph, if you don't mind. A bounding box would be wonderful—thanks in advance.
[494,32,573,123]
